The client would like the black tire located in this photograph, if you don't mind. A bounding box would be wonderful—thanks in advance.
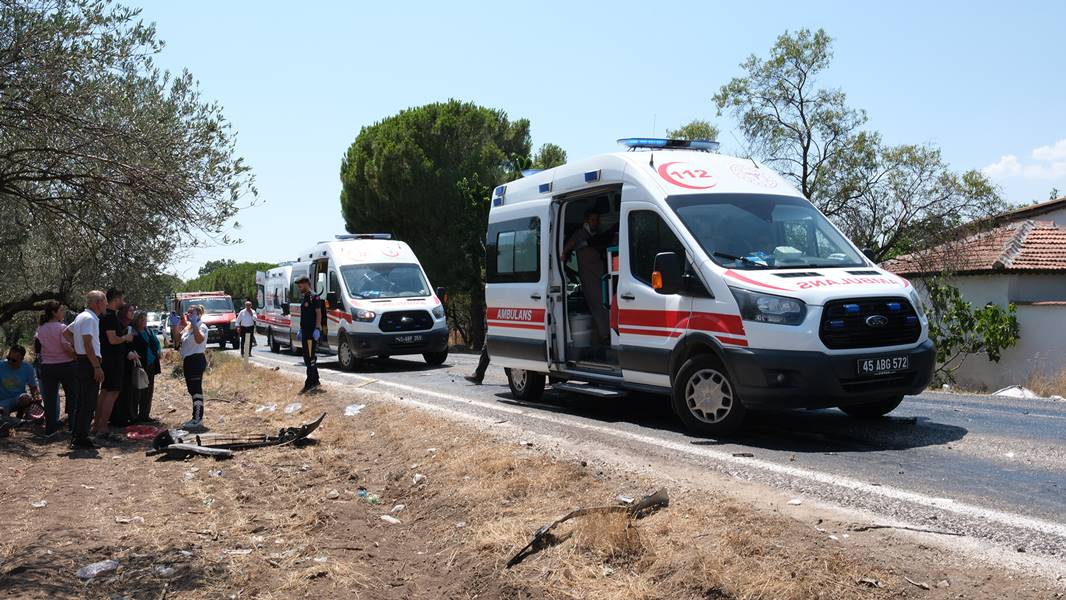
[268,330,280,354]
[337,336,358,371]
[839,396,904,418]
[672,354,747,436]
[506,368,545,402]
[423,350,448,366]
[218,340,226,350]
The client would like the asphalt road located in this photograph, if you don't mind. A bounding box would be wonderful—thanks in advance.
[240,337,1066,572]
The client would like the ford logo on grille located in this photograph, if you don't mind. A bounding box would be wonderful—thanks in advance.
[400,316,413,324]
[865,315,889,328]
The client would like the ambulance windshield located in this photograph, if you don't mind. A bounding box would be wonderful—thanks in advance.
[341,263,430,299]
[666,194,866,270]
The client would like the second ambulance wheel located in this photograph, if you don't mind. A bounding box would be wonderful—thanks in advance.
[423,350,448,366]
[268,330,280,353]
[506,368,545,402]
[672,354,746,436]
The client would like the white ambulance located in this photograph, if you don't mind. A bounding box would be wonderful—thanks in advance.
[285,234,449,369]
[255,263,296,351]
[485,138,934,435]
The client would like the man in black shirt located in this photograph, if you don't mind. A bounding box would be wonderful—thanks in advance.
[294,276,323,393]
[95,288,133,440]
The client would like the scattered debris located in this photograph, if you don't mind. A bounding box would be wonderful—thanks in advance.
[391,504,405,513]
[126,424,165,440]
[857,577,883,588]
[937,579,951,588]
[254,403,277,413]
[326,489,341,500]
[224,549,253,556]
[455,521,467,529]
[849,523,963,536]
[506,488,669,568]
[147,413,326,460]
[904,576,931,590]
[732,452,754,458]
[992,385,1041,399]
[80,484,95,490]
[114,516,145,524]
[615,495,635,505]
[283,402,302,414]
[76,559,120,580]
[380,515,402,525]
[343,403,366,416]
[412,473,426,485]
[154,565,176,578]
[209,469,224,478]
[30,500,47,508]
[787,498,803,506]
[829,535,839,541]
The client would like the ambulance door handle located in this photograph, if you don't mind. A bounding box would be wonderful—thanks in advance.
[530,293,542,300]
[620,292,635,301]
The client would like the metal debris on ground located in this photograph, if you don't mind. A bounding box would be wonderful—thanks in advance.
[506,488,669,568]
[76,559,120,580]
[732,452,754,458]
[904,576,931,590]
[857,577,883,588]
[146,413,325,460]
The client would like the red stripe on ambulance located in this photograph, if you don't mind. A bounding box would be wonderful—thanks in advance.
[618,309,745,337]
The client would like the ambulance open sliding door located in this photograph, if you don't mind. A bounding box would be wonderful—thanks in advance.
[617,199,692,388]
[485,207,549,372]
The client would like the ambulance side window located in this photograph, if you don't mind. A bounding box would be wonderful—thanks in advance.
[487,217,540,283]
[628,211,685,286]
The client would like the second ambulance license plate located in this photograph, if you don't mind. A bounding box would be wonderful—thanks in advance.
[393,334,423,345]
[857,355,909,376]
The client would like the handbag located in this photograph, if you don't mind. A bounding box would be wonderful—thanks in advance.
[134,358,150,390]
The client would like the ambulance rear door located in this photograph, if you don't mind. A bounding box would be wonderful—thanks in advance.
[485,200,550,372]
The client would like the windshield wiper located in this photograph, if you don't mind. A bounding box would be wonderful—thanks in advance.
[712,252,770,269]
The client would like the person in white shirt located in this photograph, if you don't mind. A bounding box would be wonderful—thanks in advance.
[235,300,257,357]
[62,290,106,450]
[180,304,209,430]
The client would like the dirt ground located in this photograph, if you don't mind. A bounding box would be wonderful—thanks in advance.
[0,350,1059,599]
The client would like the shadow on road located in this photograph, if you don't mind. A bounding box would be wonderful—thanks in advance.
[495,388,968,454]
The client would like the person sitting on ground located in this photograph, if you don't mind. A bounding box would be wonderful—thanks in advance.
[0,345,41,425]
[35,300,78,435]
[180,304,209,430]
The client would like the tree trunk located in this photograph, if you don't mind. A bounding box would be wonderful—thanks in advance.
[0,290,69,327]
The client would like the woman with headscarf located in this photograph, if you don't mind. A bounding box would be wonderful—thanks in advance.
[130,310,162,423]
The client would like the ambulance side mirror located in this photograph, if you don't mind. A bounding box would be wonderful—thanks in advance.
[651,252,682,295]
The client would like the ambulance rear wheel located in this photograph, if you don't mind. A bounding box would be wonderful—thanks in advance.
[839,396,904,418]
[672,354,746,436]
[268,330,280,354]
[423,350,448,366]
[506,368,545,402]
[337,337,358,371]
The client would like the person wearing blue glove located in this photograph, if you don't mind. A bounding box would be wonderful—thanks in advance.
[294,275,324,393]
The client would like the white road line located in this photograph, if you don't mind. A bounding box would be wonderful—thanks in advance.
[252,354,1066,540]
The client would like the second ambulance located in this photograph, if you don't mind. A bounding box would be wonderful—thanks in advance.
[485,138,934,435]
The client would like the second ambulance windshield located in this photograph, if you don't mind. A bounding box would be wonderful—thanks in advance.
[666,193,866,270]
[341,263,430,299]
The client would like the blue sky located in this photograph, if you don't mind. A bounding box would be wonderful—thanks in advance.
[135,0,1066,277]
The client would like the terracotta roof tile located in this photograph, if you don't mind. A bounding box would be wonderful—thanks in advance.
[882,220,1066,276]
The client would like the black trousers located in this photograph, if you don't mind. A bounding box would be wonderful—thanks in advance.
[183,353,207,421]
[474,346,491,380]
[39,361,77,434]
[238,326,256,355]
[137,371,156,421]
[301,336,319,388]
[72,356,99,442]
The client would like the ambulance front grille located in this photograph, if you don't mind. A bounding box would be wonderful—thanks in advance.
[819,297,921,350]
[379,310,433,332]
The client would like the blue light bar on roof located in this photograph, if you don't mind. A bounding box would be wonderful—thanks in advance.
[617,137,720,152]
[584,170,600,183]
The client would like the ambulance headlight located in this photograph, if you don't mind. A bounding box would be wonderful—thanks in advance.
[908,289,926,320]
[729,287,807,326]
[431,305,445,319]
[352,308,376,322]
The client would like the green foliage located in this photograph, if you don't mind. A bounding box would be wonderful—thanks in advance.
[713,29,1003,263]
[532,143,567,169]
[924,279,1020,384]
[666,119,720,142]
[182,261,275,310]
[199,259,238,276]
[339,100,532,347]
[0,0,255,324]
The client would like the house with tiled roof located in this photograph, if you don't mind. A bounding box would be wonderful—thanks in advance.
[882,197,1066,391]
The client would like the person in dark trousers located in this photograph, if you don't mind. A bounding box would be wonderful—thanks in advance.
[35,300,78,435]
[235,300,257,357]
[112,302,138,427]
[464,345,491,385]
[180,304,208,430]
[294,276,323,393]
[95,288,133,441]
[63,290,106,450]
[130,310,161,423]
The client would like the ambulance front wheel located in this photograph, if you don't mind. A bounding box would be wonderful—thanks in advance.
[337,337,359,371]
[423,350,448,366]
[672,354,746,436]
[839,396,904,418]
[506,368,545,402]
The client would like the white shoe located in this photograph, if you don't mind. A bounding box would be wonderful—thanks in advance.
[181,419,203,430]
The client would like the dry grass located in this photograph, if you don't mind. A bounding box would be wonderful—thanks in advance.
[0,350,1040,599]
[1026,366,1066,398]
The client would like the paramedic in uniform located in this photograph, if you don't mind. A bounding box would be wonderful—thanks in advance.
[294,276,323,393]
[564,209,610,344]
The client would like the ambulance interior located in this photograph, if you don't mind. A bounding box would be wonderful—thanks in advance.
[559,190,621,369]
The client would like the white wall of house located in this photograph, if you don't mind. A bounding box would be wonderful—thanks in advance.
[913,273,1066,391]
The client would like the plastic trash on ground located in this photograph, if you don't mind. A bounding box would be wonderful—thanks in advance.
[76,559,120,580]
[255,404,277,413]
[992,385,1041,399]
[283,402,302,414]
[343,404,366,416]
